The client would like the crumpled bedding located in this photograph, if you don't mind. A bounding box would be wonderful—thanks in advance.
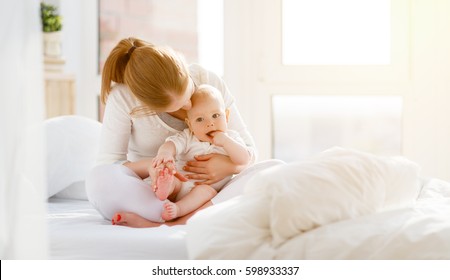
[186,147,450,259]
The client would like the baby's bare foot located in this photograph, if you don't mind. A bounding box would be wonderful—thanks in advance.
[154,167,175,200]
[161,201,179,221]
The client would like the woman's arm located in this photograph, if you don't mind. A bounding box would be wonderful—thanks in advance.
[98,87,153,179]
[98,87,185,181]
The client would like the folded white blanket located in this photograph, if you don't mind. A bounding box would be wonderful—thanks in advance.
[187,147,421,259]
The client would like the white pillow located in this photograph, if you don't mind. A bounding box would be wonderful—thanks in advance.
[44,115,101,198]
[52,181,88,200]
[245,147,422,246]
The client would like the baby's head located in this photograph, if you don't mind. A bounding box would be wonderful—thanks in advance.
[185,85,229,142]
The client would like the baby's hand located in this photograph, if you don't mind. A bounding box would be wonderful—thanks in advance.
[152,153,174,168]
[210,131,229,147]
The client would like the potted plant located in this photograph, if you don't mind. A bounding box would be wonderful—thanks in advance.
[41,2,63,57]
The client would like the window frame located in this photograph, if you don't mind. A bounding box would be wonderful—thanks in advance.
[257,0,410,84]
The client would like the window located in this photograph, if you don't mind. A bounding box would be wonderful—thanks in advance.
[282,0,391,65]
[272,95,402,162]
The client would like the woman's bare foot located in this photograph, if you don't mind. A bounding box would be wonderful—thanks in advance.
[110,202,212,228]
[111,212,162,228]
[154,167,175,200]
[161,201,180,221]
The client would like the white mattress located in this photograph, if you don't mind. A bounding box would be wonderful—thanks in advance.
[47,198,188,260]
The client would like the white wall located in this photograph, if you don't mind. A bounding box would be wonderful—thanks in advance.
[404,0,450,180]
[224,0,450,180]
[58,0,100,120]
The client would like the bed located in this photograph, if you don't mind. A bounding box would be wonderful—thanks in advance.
[47,197,188,259]
[45,116,450,260]
[186,149,450,259]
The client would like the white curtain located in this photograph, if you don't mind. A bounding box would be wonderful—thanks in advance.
[0,0,48,259]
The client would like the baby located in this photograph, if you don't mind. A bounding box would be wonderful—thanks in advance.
[151,84,251,221]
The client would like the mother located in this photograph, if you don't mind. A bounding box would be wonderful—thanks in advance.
[86,37,258,227]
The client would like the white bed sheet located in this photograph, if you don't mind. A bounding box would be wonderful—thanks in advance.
[47,198,188,260]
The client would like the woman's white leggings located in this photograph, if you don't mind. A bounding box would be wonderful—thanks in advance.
[85,159,285,222]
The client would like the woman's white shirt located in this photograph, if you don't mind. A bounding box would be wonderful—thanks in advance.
[97,64,256,165]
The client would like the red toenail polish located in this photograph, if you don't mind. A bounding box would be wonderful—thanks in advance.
[117,214,121,221]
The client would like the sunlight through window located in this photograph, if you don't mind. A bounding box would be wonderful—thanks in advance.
[282,0,391,65]
[272,95,402,162]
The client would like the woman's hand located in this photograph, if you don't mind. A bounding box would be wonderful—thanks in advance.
[183,153,241,185]
[124,158,188,182]
[148,161,188,185]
